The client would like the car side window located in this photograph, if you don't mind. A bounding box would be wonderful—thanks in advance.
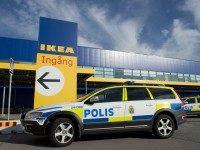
[186,98,196,104]
[90,88,122,103]
[149,88,176,100]
[127,87,151,101]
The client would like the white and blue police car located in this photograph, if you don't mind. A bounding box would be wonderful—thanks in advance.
[21,85,186,147]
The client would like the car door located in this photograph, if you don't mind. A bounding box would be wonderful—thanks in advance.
[83,87,125,130]
[124,87,156,128]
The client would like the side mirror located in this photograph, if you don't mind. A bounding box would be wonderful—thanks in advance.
[84,96,99,105]
[90,96,99,103]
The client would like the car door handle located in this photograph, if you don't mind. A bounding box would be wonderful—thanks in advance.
[146,104,153,107]
[113,105,122,108]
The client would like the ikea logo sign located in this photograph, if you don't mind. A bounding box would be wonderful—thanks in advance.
[40,44,75,54]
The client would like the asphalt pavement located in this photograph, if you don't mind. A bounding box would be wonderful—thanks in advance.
[0,117,200,150]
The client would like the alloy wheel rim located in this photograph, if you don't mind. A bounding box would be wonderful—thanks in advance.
[55,122,74,144]
[157,118,172,136]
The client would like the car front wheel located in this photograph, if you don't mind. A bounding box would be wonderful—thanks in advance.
[153,114,175,139]
[49,118,75,147]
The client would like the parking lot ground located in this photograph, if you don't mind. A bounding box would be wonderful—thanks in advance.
[0,117,200,150]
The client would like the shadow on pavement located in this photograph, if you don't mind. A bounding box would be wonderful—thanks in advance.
[79,131,154,141]
[0,131,155,147]
[186,116,200,122]
[0,124,24,134]
[187,116,200,118]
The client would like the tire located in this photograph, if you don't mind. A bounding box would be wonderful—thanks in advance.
[153,114,175,139]
[49,118,75,147]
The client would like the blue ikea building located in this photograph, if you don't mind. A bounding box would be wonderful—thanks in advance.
[1,37,200,81]
[0,19,200,111]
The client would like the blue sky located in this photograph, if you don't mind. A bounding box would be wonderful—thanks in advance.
[0,0,199,60]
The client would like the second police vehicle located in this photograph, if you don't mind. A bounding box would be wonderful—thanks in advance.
[183,96,200,116]
[21,85,186,147]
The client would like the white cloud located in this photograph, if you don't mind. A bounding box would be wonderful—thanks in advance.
[183,0,200,29]
[157,19,200,60]
[86,6,152,54]
[78,36,102,48]
[156,0,200,61]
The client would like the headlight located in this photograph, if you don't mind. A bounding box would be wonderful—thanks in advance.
[25,111,43,120]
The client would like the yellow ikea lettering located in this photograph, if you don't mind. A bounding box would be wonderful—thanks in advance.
[40,44,46,51]
[66,47,74,53]
[57,46,65,53]
[40,44,75,54]
[46,45,56,51]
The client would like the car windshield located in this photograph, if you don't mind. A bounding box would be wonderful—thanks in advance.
[77,88,103,102]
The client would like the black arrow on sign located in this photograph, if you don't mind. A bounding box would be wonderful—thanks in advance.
[37,72,60,89]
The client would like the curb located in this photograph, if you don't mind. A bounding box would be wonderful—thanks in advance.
[0,120,24,134]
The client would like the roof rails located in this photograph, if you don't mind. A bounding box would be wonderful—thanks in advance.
[123,81,135,85]
[122,81,169,87]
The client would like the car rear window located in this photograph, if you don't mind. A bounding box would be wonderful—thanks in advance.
[127,87,151,101]
[197,97,200,103]
[186,98,196,104]
[149,88,176,100]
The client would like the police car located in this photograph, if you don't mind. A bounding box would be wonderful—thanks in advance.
[183,96,200,116]
[21,85,186,147]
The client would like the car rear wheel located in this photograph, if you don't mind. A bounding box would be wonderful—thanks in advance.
[153,114,175,139]
[49,118,75,147]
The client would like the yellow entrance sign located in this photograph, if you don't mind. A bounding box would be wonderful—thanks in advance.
[34,53,77,108]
